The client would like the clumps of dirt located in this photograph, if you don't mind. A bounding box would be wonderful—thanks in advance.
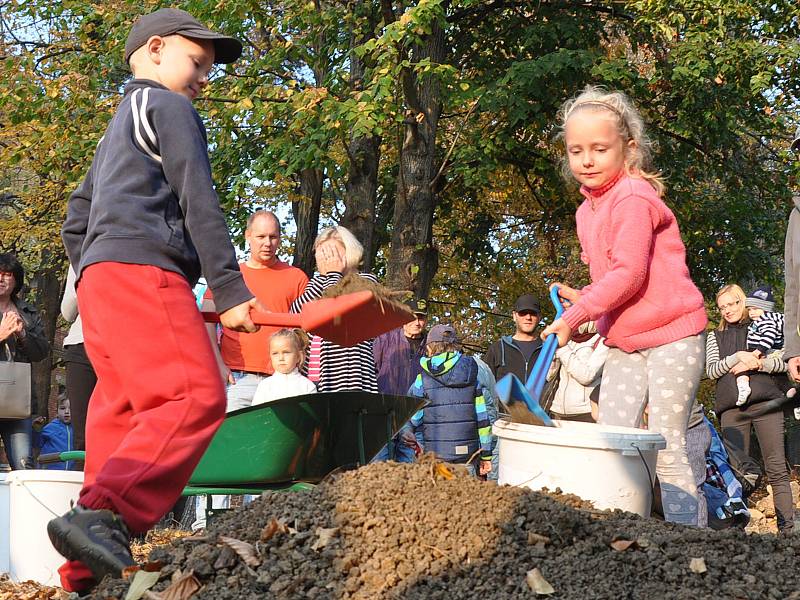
[90,460,800,600]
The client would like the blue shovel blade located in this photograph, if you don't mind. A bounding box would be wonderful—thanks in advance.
[496,373,555,427]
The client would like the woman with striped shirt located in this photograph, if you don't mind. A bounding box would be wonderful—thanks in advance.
[291,226,378,393]
[706,284,792,534]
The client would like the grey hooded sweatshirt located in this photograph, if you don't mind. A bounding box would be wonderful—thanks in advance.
[62,79,250,313]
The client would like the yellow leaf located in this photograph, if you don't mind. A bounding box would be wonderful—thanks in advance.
[434,463,454,480]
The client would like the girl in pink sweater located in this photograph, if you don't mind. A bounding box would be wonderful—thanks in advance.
[542,86,708,526]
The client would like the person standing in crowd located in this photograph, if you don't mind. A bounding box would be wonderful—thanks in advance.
[542,86,707,526]
[61,266,95,462]
[409,324,494,477]
[735,285,784,407]
[706,284,793,534]
[33,392,76,470]
[291,226,378,392]
[0,252,49,470]
[51,9,258,591]
[252,329,317,404]
[203,210,308,411]
[484,293,544,384]
[374,298,428,395]
[547,322,608,422]
[372,298,429,462]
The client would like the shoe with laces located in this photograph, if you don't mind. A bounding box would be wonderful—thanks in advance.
[47,505,135,582]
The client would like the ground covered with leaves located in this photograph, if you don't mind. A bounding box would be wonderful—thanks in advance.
[78,458,800,600]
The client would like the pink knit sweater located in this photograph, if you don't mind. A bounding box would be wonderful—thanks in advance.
[561,175,707,352]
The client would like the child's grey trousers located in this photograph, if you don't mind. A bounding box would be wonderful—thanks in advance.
[598,333,706,526]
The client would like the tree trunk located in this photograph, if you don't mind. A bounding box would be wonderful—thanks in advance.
[30,257,63,417]
[385,8,445,299]
[292,168,324,276]
[341,25,381,272]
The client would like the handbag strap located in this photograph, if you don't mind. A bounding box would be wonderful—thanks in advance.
[0,340,12,363]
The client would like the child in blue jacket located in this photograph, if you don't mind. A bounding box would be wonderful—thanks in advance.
[409,324,494,477]
[34,394,75,470]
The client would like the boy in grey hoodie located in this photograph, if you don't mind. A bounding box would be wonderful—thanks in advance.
[48,9,260,593]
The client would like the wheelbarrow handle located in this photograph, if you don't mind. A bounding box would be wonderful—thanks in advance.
[38,450,86,465]
[201,310,302,328]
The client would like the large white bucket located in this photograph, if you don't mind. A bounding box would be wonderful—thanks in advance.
[0,474,8,577]
[494,419,666,516]
[1,470,84,585]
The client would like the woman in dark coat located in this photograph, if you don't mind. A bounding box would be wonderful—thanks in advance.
[706,284,792,534]
[0,253,49,469]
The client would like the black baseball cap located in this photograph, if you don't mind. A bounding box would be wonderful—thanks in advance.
[513,293,540,314]
[124,8,243,65]
[406,298,428,316]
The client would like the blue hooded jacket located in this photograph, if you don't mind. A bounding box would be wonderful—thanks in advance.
[409,352,493,464]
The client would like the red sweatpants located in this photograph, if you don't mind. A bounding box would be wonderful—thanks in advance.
[59,262,226,591]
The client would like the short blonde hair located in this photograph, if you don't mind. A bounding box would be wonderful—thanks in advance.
[314,226,363,272]
[715,284,749,330]
[558,85,665,196]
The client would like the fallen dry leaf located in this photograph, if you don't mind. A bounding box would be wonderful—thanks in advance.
[689,557,707,574]
[526,568,555,595]
[122,565,141,580]
[311,527,340,551]
[527,532,551,546]
[220,535,261,567]
[160,569,201,600]
[125,569,162,600]
[610,539,637,552]
[434,463,454,480]
[260,518,290,542]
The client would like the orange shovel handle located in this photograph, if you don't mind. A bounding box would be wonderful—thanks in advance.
[201,311,302,328]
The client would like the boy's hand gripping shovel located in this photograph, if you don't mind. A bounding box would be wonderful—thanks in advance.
[495,286,565,426]
[202,290,414,347]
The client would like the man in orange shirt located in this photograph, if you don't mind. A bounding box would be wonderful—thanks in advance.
[204,210,309,411]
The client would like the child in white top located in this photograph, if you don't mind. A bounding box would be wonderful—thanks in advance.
[252,329,317,404]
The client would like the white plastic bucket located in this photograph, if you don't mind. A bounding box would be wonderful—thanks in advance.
[494,419,666,516]
[3,470,83,585]
[0,474,8,576]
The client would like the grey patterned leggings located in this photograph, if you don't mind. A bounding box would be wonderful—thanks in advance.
[598,333,706,526]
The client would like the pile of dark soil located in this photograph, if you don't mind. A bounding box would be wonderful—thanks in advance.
[91,459,800,599]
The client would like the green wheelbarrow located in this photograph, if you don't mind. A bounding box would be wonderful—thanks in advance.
[39,391,423,519]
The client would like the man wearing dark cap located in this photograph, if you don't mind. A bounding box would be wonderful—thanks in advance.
[483,293,544,384]
[51,8,258,592]
[372,299,429,462]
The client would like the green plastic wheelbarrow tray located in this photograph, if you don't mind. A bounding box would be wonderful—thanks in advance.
[187,391,423,487]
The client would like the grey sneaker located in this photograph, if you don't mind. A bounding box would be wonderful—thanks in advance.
[47,505,135,581]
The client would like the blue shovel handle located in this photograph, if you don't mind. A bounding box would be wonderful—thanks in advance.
[524,286,565,402]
